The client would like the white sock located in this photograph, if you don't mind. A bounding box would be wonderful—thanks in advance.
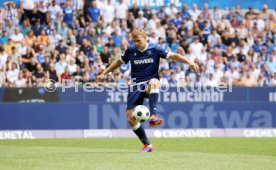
[132,122,141,130]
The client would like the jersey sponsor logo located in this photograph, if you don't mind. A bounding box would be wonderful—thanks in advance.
[133,58,154,65]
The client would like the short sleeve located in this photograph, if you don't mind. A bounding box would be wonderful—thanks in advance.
[120,48,130,64]
[155,45,170,59]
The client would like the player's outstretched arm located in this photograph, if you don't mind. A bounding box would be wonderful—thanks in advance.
[97,59,123,82]
[168,52,199,71]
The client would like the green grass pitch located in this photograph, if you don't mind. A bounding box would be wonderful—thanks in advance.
[0,138,276,170]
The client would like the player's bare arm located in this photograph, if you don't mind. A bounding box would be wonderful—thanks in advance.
[97,59,123,82]
[168,52,199,71]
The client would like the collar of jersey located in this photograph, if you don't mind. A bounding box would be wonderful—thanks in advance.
[136,43,148,53]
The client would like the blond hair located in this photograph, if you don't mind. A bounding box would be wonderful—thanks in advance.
[131,28,147,39]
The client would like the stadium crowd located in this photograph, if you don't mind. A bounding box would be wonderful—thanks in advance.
[0,0,276,87]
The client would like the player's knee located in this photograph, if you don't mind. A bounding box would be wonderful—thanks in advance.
[127,116,136,126]
[149,79,160,89]
[127,117,132,124]
[126,110,136,126]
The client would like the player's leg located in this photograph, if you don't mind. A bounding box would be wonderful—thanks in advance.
[126,85,153,152]
[126,109,153,152]
[126,109,150,144]
[146,78,160,115]
[146,78,163,127]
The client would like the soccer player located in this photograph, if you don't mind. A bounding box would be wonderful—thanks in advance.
[97,28,199,152]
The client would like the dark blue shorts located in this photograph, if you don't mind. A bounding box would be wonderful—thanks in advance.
[126,82,149,110]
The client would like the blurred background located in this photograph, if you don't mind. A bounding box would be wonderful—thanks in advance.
[0,0,275,139]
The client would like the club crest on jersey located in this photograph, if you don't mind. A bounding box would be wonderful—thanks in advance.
[147,50,152,55]
[133,58,154,65]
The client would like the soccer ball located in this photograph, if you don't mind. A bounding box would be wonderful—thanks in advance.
[132,105,150,122]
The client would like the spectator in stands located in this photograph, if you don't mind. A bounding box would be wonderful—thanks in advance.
[111,28,123,47]
[126,11,136,30]
[120,21,130,38]
[72,65,84,82]
[61,66,71,83]
[142,4,151,20]
[87,0,100,23]
[236,48,246,62]
[165,3,178,18]
[64,28,76,46]
[0,64,6,87]
[171,12,183,29]
[5,19,16,36]
[24,31,36,47]
[62,0,74,26]
[272,72,276,86]
[20,19,31,37]
[100,45,110,64]
[102,0,115,24]
[205,73,218,86]
[0,30,9,45]
[115,0,128,22]
[225,65,240,83]
[189,36,203,58]
[42,56,51,71]
[110,47,120,62]
[168,72,178,86]
[129,2,139,19]
[201,3,210,20]
[48,0,63,22]
[55,54,67,75]
[135,11,147,29]
[15,71,27,87]
[6,62,19,86]
[48,63,59,83]
[266,55,276,73]
[68,58,77,75]
[148,13,159,31]
[3,38,15,55]
[21,0,37,22]
[189,3,201,21]
[260,46,269,61]
[31,20,42,37]
[87,64,97,82]
[56,40,66,54]
[0,46,8,67]
[239,73,258,86]
[49,29,62,46]
[33,64,45,85]
[223,46,235,64]
[255,13,265,32]
[159,69,169,87]
[181,4,190,21]
[37,29,48,46]
[80,38,93,54]
[175,66,185,80]
[0,8,5,26]
[10,47,19,64]
[264,74,274,86]
[156,6,166,22]
[29,8,41,25]
[208,29,220,47]
[4,1,19,25]
[0,2,276,87]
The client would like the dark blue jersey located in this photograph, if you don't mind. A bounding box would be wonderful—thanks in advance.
[120,43,169,83]
[63,7,74,23]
